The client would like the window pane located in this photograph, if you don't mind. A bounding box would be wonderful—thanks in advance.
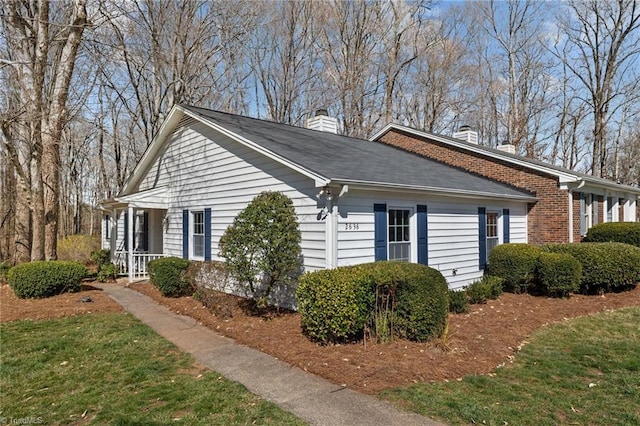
[193,235,204,257]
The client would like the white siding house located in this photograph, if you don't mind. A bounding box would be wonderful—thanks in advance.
[101,105,535,294]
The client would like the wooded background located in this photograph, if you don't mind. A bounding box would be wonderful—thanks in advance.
[1,0,639,263]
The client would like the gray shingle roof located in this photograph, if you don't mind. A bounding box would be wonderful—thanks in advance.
[182,105,535,200]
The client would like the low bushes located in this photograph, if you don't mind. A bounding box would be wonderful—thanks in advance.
[296,262,448,344]
[535,252,581,297]
[487,243,541,293]
[8,261,87,298]
[148,257,192,297]
[448,289,469,313]
[465,275,504,304]
[542,242,640,293]
[585,222,640,248]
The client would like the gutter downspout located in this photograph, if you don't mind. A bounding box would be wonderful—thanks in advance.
[324,188,338,269]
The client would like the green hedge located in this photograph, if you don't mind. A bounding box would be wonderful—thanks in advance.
[487,244,541,293]
[535,252,581,297]
[585,222,640,248]
[8,261,87,299]
[465,275,504,304]
[542,243,640,293]
[148,257,192,297]
[296,266,375,343]
[296,262,448,343]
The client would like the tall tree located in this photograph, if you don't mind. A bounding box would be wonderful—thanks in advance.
[558,0,640,177]
[1,0,88,261]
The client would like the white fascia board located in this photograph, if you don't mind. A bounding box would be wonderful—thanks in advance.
[371,124,579,183]
[333,179,538,202]
[117,186,169,209]
[181,108,331,187]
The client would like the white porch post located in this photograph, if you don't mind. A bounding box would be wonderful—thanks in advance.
[568,191,574,243]
[128,205,134,283]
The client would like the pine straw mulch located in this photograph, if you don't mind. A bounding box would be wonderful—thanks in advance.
[127,281,640,395]
[3,278,639,395]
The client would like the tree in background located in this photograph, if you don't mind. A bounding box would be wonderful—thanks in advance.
[1,0,88,262]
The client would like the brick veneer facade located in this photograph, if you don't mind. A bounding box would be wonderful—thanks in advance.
[378,129,573,244]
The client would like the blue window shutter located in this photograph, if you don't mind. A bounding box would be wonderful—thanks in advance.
[478,207,487,270]
[204,208,212,261]
[123,212,128,250]
[374,203,387,261]
[142,211,149,251]
[502,208,510,243]
[182,210,189,259]
[417,205,428,265]
[105,215,110,239]
[579,193,586,235]
[593,197,599,224]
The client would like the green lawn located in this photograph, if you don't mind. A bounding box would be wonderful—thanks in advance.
[382,306,640,426]
[0,313,304,425]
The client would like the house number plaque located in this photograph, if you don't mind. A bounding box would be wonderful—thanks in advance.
[344,223,360,230]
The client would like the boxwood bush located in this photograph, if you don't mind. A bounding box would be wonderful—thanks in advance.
[296,266,375,343]
[487,243,541,293]
[542,242,640,293]
[585,222,640,248]
[535,252,581,297]
[148,257,192,297]
[7,261,87,299]
[296,262,449,343]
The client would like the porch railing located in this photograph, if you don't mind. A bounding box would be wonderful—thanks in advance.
[113,251,168,281]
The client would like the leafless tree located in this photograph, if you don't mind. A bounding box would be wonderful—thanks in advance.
[557,0,640,177]
[1,0,89,262]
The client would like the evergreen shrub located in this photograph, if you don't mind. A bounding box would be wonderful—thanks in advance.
[148,257,192,297]
[535,252,581,297]
[542,242,640,293]
[585,222,640,248]
[8,261,87,298]
[487,243,541,293]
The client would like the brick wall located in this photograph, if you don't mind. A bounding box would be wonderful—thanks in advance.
[378,129,572,244]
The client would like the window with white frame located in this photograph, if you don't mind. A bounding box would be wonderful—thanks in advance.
[192,211,204,258]
[388,209,411,261]
[486,212,499,259]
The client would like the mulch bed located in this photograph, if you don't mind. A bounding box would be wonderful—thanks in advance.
[128,282,640,394]
[4,278,639,395]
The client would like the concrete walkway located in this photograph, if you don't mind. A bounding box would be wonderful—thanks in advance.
[96,282,443,426]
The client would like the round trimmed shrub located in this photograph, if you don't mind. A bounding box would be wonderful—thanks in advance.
[8,261,87,299]
[542,242,640,293]
[487,243,541,293]
[297,262,449,343]
[585,222,640,248]
[296,266,375,343]
[148,257,192,297]
[535,252,581,297]
[97,262,118,282]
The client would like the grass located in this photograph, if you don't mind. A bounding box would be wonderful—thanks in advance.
[382,306,640,425]
[0,313,304,425]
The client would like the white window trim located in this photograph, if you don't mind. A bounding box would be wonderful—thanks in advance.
[486,210,502,262]
[191,210,205,260]
[387,205,416,263]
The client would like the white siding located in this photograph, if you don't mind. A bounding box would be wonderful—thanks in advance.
[138,121,326,271]
[336,190,527,289]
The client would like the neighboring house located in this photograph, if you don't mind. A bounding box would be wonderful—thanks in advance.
[372,125,640,244]
[100,105,536,292]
